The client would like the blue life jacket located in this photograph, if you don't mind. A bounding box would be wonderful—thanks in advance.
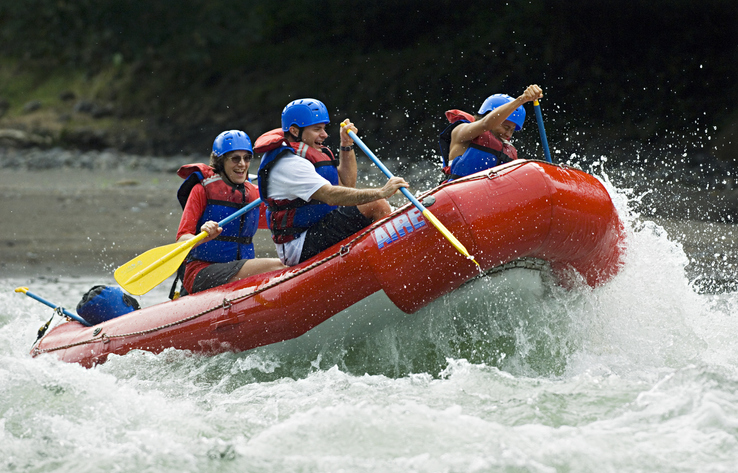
[177,163,259,262]
[255,129,339,244]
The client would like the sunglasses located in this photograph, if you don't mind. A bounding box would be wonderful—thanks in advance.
[228,154,252,164]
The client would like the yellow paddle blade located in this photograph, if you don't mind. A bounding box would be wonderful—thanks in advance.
[114,233,205,295]
[422,210,480,268]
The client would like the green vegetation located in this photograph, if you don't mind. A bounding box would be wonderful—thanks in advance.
[1,0,736,159]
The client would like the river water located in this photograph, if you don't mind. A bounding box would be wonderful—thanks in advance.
[2,174,738,472]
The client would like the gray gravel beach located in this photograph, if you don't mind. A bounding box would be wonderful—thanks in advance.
[0,149,278,276]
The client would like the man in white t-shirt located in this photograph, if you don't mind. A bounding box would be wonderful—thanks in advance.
[256,98,408,266]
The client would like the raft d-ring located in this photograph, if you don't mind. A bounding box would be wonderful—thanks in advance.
[339,245,351,257]
[101,333,110,344]
[222,298,232,310]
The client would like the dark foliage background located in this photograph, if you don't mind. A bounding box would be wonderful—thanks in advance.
[1,0,736,162]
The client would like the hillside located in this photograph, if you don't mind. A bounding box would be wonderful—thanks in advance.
[1,0,736,166]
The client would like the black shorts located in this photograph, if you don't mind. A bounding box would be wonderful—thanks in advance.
[299,206,372,263]
[191,259,246,293]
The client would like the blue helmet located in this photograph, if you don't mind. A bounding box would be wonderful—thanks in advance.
[76,285,140,326]
[478,94,526,130]
[281,98,330,132]
[212,130,253,157]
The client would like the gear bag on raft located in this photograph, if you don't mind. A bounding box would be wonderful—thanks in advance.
[76,285,140,326]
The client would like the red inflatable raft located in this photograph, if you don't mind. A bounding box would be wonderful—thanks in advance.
[32,160,625,367]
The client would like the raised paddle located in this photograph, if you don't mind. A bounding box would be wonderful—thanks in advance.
[15,286,91,326]
[114,198,262,295]
[533,99,552,163]
[341,124,480,268]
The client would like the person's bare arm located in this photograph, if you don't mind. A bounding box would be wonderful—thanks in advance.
[449,84,543,157]
[311,177,408,207]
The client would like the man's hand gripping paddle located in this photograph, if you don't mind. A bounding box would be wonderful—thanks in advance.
[340,124,479,268]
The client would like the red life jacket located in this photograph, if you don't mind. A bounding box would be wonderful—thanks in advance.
[439,110,518,181]
[255,129,340,244]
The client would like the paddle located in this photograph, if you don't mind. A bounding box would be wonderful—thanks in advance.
[15,286,91,326]
[533,99,552,163]
[341,124,480,268]
[114,198,262,295]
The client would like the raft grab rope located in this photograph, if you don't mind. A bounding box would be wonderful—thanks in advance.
[34,160,560,355]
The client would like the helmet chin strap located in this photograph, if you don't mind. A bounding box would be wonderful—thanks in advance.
[286,126,303,142]
[221,172,243,189]
[288,127,330,147]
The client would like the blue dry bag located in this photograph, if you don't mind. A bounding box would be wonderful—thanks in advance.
[76,285,140,325]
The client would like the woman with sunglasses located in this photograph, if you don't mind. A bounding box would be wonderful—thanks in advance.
[174,130,285,295]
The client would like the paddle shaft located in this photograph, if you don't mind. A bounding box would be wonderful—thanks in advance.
[533,99,552,163]
[218,197,262,228]
[343,129,430,210]
[123,198,263,286]
[14,287,91,326]
[342,126,478,266]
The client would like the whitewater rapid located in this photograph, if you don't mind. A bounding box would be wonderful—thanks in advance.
[1,177,737,472]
